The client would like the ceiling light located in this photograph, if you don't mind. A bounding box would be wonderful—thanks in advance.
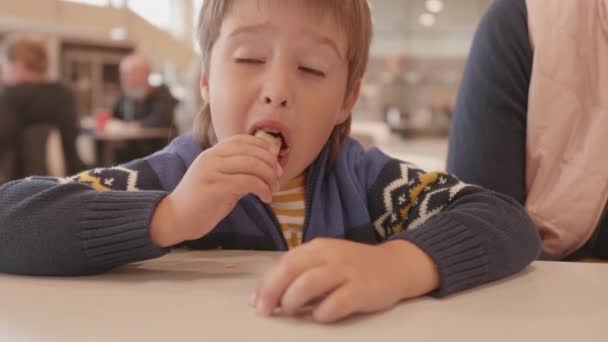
[426,0,444,13]
[419,13,436,27]
[148,73,163,86]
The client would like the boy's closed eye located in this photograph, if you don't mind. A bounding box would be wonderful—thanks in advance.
[235,58,326,78]
[235,58,265,64]
[298,66,325,77]
[298,56,330,78]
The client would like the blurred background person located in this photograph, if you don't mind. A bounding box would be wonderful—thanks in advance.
[0,34,83,182]
[108,53,178,163]
[112,53,177,130]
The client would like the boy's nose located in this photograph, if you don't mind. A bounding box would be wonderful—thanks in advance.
[263,96,287,107]
[260,65,291,108]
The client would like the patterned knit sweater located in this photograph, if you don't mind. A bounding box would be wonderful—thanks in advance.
[0,134,541,296]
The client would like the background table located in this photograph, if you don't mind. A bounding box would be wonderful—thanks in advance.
[0,250,606,341]
[92,127,172,166]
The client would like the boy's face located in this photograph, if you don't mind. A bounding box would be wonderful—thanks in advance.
[201,0,360,185]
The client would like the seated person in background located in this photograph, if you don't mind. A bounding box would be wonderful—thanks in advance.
[112,53,177,129]
[0,34,84,182]
[110,53,178,163]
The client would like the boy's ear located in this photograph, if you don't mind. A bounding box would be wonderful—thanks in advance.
[337,80,361,124]
[200,69,210,103]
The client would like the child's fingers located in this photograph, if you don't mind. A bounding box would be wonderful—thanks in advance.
[219,135,280,157]
[279,265,346,316]
[228,174,273,203]
[216,143,279,169]
[254,251,325,316]
[219,155,281,193]
[312,283,358,323]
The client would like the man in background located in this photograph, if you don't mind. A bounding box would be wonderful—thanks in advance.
[112,53,177,129]
[110,53,177,163]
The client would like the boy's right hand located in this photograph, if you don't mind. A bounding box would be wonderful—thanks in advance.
[150,135,282,247]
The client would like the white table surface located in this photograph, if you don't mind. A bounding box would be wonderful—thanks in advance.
[1,250,606,342]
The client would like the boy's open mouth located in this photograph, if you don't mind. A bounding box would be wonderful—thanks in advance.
[253,129,290,160]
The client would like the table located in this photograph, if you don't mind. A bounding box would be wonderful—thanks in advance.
[92,128,172,166]
[0,251,606,341]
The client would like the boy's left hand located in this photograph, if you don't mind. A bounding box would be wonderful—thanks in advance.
[251,238,440,323]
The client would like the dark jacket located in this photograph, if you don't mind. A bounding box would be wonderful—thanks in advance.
[112,85,177,128]
[0,81,84,181]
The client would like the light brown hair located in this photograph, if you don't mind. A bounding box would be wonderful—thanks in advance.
[193,0,372,164]
[1,34,48,75]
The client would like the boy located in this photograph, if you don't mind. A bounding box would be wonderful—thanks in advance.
[0,0,540,323]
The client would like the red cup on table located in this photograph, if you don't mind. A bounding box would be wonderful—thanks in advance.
[94,110,111,134]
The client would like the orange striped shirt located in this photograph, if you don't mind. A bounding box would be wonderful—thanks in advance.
[270,175,306,249]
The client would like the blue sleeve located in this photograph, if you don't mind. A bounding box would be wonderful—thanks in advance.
[446,0,532,204]
[0,134,201,276]
[368,158,541,296]
[0,159,170,276]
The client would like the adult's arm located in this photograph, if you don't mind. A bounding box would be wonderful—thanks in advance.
[446,0,533,204]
